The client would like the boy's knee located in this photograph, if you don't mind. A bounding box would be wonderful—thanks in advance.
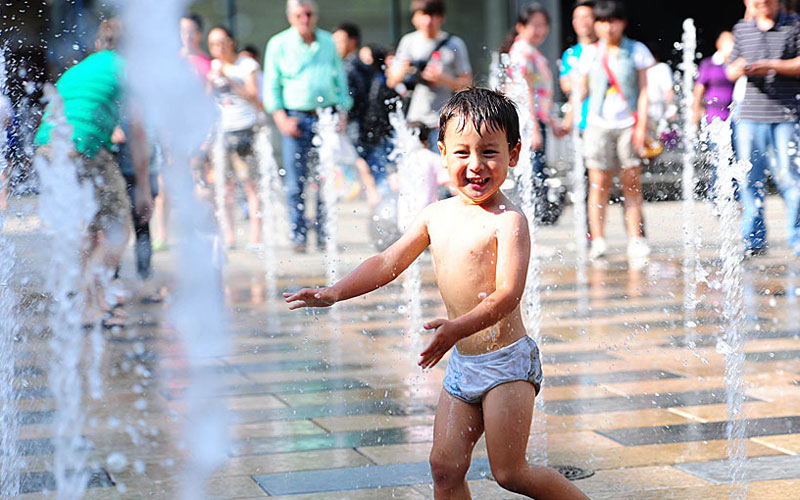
[429,453,468,486]
[491,464,528,493]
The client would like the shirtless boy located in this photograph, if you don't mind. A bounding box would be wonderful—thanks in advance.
[285,88,588,500]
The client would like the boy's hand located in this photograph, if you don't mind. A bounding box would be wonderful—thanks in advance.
[419,318,458,369]
[283,287,337,310]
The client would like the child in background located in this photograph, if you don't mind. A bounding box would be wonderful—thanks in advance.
[285,88,588,500]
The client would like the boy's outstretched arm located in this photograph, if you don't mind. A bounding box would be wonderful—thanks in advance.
[284,208,432,310]
[419,211,531,368]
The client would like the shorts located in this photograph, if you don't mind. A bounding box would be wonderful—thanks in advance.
[37,145,129,236]
[583,125,641,171]
[443,335,543,404]
[219,127,260,182]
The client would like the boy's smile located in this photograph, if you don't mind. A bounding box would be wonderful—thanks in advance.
[438,118,521,205]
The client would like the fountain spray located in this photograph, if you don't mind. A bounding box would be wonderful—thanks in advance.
[709,116,749,499]
[501,53,547,464]
[680,19,701,335]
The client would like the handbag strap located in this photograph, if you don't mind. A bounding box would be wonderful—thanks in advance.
[598,42,638,124]
[418,34,452,74]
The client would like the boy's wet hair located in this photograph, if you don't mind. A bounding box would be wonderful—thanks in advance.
[438,87,520,147]
[593,0,627,21]
[411,0,445,16]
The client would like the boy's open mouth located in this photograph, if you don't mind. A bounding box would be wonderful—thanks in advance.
[467,177,489,186]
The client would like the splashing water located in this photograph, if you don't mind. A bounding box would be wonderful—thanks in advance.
[314,108,340,288]
[122,1,230,498]
[569,63,589,317]
[390,103,428,346]
[709,117,749,498]
[0,46,22,498]
[35,85,97,499]
[680,19,701,334]
[501,53,547,464]
[254,125,283,334]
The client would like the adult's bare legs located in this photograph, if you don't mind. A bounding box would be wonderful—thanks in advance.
[429,390,484,500]
[621,166,645,238]
[482,381,590,499]
[587,168,613,240]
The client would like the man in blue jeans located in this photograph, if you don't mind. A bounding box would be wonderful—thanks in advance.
[727,0,800,256]
[264,0,352,252]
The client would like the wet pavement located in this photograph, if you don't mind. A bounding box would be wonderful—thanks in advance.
[3,193,800,499]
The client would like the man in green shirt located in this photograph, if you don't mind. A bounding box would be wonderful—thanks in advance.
[35,18,151,324]
[264,0,352,252]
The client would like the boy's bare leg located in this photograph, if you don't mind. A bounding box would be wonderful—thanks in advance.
[483,381,589,500]
[621,166,645,238]
[430,389,484,500]
[587,168,613,239]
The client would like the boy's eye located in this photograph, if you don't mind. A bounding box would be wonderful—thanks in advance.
[454,150,469,156]
[483,149,498,155]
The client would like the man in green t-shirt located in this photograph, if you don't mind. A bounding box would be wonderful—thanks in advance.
[35,18,151,325]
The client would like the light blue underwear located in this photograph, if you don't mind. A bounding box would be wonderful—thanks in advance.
[443,335,543,404]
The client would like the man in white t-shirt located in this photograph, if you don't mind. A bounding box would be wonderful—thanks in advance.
[208,26,263,249]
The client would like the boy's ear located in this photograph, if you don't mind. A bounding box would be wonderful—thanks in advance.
[508,141,521,167]
[438,141,447,167]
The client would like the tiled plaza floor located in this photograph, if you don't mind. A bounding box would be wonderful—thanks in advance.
[3,195,800,498]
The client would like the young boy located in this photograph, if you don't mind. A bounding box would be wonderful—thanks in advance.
[285,88,588,500]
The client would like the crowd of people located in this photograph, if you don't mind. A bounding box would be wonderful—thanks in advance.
[19,0,800,320]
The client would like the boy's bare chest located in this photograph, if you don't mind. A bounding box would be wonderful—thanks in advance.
[428,219,497,268]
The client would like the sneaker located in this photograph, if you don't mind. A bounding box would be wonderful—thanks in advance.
[588,238,607,260]
[627,237,651,259]
[744,246,767,259]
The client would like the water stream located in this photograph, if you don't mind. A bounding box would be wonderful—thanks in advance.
[501,53,547,464]
[680,19,701,335]
[709,117,749,499]
[0,46,21,497]
[35,85,98,499]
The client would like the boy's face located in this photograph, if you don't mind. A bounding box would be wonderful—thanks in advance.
[438,118,520,206]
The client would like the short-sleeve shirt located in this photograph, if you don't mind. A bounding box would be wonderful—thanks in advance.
[508,36,553,123]
[730,12,800,122]
[393,31,471,128]
[34,50,124,158]
[579,41,654,129]
[697,53,735,123]
[263,28,352,114]
[560,43,589,130]
[210,55,260,132]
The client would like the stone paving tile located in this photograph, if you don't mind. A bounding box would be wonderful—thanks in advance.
[545,369,684,386]
[265,486,427,499]
[598,415,800,446]
[252,457,492,495]
[231,425,434,456]
[675,454,800,484]
[545,389,757,415]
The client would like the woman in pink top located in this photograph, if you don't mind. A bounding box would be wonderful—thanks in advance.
[503,2,566,224]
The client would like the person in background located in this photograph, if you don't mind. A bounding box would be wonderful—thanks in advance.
[180,13,212,79]
[726,0,800,256]
[387,0,472,151]
[564,0,654,269]
[240,44,265,106]
[505,2,567,225]
[264,0,352,253]
[645,50,675,140]
[560,0,596,134]
[34,18,152,326]
[692,31,735,197]
[208,26,263,251]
